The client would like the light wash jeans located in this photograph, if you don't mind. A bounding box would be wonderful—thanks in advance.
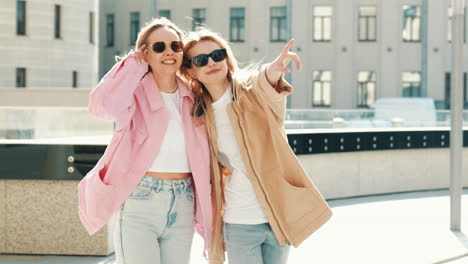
[114,176,194,264]
[224,222,290,264]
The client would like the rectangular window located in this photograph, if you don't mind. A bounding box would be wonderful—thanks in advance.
[402,72,421,97]
[17,0,26,35]
[16,68,26,88]
[72,71,78,88]
[449,8,453,42]
[192,8,206,30]
[270,7,287,42]
[448,7,467,42]
[230,8,245,42]
[313,6,332,42]
[130,12,140,45]
[357,71,376,107]
[159,9,171,19]
[106,14,114,47]
[402,5,421,42]
[312,70,332,106]
[444,72,468,108]
[358,6,376,42]
[54,4,61,39]
[89,12,94,44]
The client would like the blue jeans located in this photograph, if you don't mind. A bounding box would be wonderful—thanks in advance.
[114,176,194,264]
[224,222,290,264]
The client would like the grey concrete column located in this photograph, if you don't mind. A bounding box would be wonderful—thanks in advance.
[450,0,464,231]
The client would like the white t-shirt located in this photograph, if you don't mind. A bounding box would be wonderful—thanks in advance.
[212,84,268,224]
[147,89,192,173]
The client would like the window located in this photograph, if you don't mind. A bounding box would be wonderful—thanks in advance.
[72,71,78,88]
[313,6,332,42]
[159,10,171,19]
[312,70,332,106]
[402,72,421,97]
[130,12,140,45]
[106,14,114,46]
[230,8,245,42]
[54,4,61,39]
[270,6,287,42]
[17,0,26,35]
[358,6,376,42]
[444,72,467,108]
[89,12,94,44]
[357,71,376,107]
[192,8,206,30]
[16,68,26,88]
[449,8,453,42]
[402,5,421,42]
[448,7,467,42]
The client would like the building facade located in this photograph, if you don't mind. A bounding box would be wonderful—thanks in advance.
[98,0,468,109]
[0,0,99,89]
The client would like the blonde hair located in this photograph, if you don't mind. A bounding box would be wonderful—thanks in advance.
[115,17,185,62]
[135,17,184,49]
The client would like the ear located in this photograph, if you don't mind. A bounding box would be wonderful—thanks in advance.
[142,48,149,64]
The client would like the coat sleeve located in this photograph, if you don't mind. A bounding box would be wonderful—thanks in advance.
[88,52,148,129]
[254,64,293,127]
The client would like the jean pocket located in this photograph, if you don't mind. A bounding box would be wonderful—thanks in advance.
[128,183,153,200]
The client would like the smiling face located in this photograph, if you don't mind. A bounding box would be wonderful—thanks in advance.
[144,26,183,76]
[187,40,229,88]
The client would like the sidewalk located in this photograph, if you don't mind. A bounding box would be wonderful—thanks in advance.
[1,189,467,264]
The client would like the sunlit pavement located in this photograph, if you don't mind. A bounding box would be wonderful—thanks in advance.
[1,189,467,264]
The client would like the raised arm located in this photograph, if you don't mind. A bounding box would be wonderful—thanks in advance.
[88,47,148,128]
[265,39,302,87]
[255,39,301,126]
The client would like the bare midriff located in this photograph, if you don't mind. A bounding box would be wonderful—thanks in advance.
[145,171,191,180]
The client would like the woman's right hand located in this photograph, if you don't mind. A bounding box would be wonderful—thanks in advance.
[133,44,147,64]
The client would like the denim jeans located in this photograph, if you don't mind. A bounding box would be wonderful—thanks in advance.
[224,222,290,264]
[114,176,194,264]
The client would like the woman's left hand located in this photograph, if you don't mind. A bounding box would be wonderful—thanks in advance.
[266,39,302,86]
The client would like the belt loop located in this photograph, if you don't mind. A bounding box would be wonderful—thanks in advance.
[156,178,162,193]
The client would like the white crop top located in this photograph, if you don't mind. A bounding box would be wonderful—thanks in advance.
[147,89,192,173]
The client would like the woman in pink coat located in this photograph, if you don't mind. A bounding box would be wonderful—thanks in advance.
[77,18,212,264]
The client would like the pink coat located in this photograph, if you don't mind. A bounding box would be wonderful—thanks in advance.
[77,53,212,256]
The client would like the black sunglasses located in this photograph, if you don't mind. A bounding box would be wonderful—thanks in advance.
[151,41,183,53]
[190,48,227,67]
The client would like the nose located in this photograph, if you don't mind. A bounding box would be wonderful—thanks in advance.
[164,46,175,56]
[206,57,216,67]
[165,49,175,56]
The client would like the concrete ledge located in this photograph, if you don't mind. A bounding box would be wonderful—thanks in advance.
[1,180,114,256]
[300,148,468,199]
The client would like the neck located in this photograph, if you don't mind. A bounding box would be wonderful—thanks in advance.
[153,71,177,93]
[205,78,230,102]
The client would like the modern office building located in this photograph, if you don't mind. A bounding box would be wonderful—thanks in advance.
[99,0,468,109]
[0,0,99,89]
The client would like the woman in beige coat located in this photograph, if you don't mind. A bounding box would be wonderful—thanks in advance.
[181,29,332,264]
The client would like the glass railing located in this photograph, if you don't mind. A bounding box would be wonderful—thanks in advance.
[0,107,113,140]
[1,106,468,140]
[285,109,468,129]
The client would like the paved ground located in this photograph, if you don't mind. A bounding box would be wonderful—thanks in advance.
[1,189,467,264]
